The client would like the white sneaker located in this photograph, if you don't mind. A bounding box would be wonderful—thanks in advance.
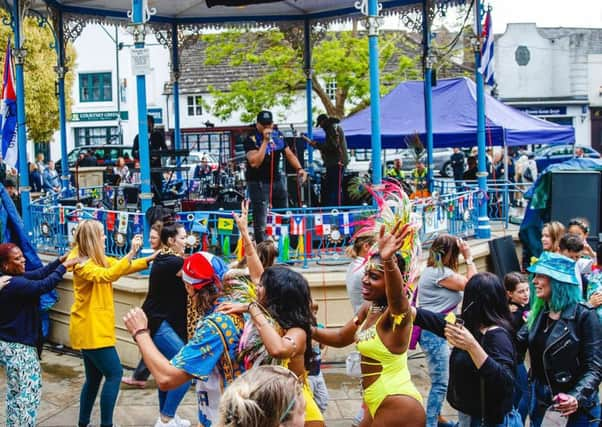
[174,415,191,427]
[154,415,191,427]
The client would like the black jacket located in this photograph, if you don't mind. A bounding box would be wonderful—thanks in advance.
[415,309,516,424]
[516,302,602,408]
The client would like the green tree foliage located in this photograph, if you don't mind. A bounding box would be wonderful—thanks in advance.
[0,11,75,143]
[201,26,423,121]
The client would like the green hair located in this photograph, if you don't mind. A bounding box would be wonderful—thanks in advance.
[527,275,583,329]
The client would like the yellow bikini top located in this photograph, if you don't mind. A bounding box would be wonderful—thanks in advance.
[355,315,410,377]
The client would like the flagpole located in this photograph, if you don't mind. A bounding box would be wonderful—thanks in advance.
[474,0,491,239]
[12,0,32,234]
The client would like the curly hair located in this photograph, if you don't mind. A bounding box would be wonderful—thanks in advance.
[259,266,315,368]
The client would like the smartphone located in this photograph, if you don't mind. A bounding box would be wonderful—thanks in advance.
[455,318,465,327]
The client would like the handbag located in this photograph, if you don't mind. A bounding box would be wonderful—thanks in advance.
[541,407,567,427]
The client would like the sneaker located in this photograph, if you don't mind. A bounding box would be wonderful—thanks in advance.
[154,416,191,427]
[174,415,191,427]
[121,376,146,388]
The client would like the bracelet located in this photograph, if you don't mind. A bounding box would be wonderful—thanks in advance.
[465,257,475,266]
[132,328,150,342]
[382,258,396,264]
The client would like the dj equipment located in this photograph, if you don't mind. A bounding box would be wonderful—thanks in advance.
[488,236,521,280]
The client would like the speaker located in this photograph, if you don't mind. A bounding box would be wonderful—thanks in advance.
[488,235,521,279]
[550,171,601,241]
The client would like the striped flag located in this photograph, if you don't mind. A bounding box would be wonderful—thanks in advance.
[0,41,17,168]
[479,9,495,87]
[290,215,305,235]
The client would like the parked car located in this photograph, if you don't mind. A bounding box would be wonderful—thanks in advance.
[534,144,600,171]
[57,145,134,173]
[164,151,219,176]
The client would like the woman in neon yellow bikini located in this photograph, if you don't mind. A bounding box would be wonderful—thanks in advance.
[312,220,425,426]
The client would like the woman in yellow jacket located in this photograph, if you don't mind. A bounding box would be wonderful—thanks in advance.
[69,219,156,427]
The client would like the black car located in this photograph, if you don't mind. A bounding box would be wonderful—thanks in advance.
[57,145,135,172]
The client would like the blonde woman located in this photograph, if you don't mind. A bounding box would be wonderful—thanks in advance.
[216,365,305,427]
[540,221,565,254]
[68,219,156,427]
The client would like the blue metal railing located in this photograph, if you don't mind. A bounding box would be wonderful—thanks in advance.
[29,188,481,264]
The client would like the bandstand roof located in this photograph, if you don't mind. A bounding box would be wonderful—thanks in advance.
[15,0,465,25]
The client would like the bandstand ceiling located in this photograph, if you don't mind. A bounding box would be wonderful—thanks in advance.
[15,0,466,25]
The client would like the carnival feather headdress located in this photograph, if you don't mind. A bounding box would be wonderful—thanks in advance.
[353,180,422,291]
[405,133,426,163]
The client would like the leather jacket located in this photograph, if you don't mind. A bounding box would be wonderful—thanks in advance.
[517,302,602,408]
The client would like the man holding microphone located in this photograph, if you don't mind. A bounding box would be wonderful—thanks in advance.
[244,110,307,243]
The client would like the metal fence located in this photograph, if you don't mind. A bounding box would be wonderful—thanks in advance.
[29,186,481,265]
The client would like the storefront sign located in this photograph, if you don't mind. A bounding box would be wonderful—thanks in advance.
[148,107,163,125]
[70,111,129,122]
[517,106,567,116]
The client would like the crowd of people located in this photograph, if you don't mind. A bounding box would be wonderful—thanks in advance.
[0,180,601,427]
[0,109,601,427]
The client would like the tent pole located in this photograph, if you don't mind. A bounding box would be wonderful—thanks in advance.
[474,0,491,239]
[131,0,153,246]
[303,18,313,207]
[364,0,382,186]
[423,0,434,194]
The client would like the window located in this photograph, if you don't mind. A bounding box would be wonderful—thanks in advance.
[326,78,337,101]
[73,127,121,147]
[187,95,203,116]
[79,72,112,102]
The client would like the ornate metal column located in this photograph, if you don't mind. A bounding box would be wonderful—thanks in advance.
[129,0,155,242]
[473,0,491,238]
[10,0,31,233]
[356,0,383,185]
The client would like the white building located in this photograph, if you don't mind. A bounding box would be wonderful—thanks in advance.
[45,24,170,162]
[495,23,602,150]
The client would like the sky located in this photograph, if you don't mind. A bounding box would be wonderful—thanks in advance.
[488,0,602,34]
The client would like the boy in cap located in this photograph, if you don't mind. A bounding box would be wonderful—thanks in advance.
[244,110,307,243]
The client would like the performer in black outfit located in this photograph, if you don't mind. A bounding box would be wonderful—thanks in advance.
[133,115,168,197]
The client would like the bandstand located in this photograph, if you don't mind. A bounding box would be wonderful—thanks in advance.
[1,0,494,265]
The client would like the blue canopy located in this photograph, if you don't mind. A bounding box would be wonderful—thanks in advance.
[315,77,575,149]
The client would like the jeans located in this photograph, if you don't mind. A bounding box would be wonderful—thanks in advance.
[324,165,344,206]
[458,408,522,427]
[248,177,288,243]
[419,330,450,427]
[79,347,123,427]
[132,359,150,381]
[153,320,191,418]
[0,340,41,427]
[513,363,530,423]
[530,379,601,427]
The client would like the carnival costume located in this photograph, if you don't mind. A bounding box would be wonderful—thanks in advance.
[171,253,252,427]
[237,294,324,423]
[354,181,424,414]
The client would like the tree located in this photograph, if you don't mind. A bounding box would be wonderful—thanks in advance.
[0,11,75,143]
[198,25,458,121]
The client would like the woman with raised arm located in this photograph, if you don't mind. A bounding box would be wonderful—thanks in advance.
[68,219,156,427]
[311,222,424,426]
[218,264,325,427]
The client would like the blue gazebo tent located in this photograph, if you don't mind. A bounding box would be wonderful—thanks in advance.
[315,77,575,149]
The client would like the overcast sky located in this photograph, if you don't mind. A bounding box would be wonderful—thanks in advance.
[488,0,602,34]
